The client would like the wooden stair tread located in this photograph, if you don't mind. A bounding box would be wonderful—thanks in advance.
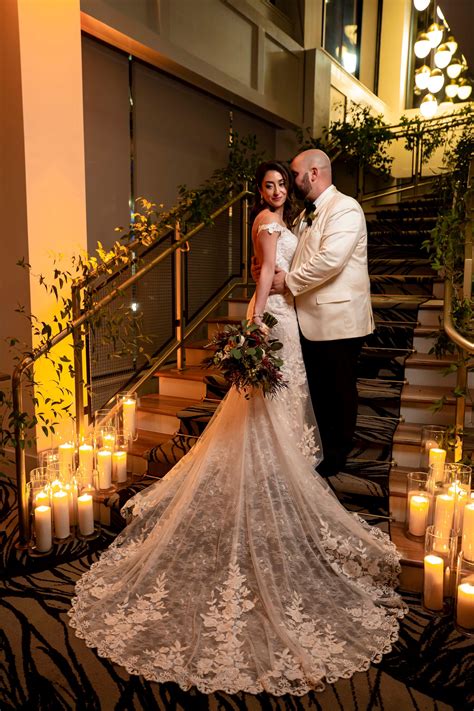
[139,394,201,415]
[391,523,424,564]
[393,422,422,445]
[402,382,461,404]
[414,325,442,336]
[406,352,458,367]
[129,430,170,456]
[371,294,431,308]
[152,365,217,381]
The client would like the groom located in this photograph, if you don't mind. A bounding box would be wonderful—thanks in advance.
[271,149,374,478]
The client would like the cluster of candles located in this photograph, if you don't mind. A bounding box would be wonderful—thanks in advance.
[406,445,474,633]
[31,394,137,554]
[32,477,95,552]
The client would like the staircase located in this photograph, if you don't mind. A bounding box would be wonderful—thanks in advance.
[121,194,466,587]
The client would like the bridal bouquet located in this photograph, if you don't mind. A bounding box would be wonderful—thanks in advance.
[204,312,287,398]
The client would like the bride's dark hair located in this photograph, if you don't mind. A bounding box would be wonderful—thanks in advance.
[250,161,295,226]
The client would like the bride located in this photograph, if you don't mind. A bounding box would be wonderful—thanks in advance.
[69,161,407,696]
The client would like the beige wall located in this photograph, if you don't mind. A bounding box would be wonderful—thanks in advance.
[81,0,305,127]
[378,0,412,115]
[1,0,89,456]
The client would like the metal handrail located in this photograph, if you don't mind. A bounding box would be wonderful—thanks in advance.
[12,186,252,549]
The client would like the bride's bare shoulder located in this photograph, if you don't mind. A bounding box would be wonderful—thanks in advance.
[253,210,285,230]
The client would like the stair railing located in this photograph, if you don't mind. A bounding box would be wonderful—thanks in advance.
[442,156,474,459]
[12,185,252,549]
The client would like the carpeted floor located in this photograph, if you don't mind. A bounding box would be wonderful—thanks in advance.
[1,473,472,711]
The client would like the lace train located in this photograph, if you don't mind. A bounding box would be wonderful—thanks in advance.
[69,222,407,695]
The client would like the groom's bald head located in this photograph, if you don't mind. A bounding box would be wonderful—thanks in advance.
[290,149,332,201]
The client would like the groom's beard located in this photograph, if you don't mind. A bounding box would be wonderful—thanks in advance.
[293,173,312,201]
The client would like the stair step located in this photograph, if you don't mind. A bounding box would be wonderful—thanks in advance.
[153,366,217,399]
[128,429,170,457]
[138,394,201,435]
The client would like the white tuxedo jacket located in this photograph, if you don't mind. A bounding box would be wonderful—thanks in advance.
[285,185,374,341]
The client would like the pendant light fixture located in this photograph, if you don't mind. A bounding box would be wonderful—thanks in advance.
[445,36,458,55]
[427,68,444,94]
[447,57,463,79]
[426,23,444,49]
[457,80,473,101]
[420,93,438,119]
[414,33,432,59]
[434,43,452,69]
[413,0,430,10]
[445,80,459,98]
[415,65,431,90]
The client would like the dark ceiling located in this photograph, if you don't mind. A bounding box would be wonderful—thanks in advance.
[443,0,474,75]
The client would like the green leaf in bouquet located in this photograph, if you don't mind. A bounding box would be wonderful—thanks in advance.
[269,341,283,351]
[230,348,242,359]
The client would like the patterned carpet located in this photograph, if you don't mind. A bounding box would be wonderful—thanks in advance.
[0,472,472,711]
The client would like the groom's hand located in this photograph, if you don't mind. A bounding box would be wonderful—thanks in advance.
[270,267,288,294]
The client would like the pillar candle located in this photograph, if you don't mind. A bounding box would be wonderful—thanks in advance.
[52,490,70,539]
[79,443,94,483]
[424,554,444,611]
[112,450,127,483]
[34,505,52,552]
[451,486,468,532]
[35,489,50,508]
[97,448,112,489]
[102,433,116,450]
[77,493,95,536]
[456,582,474,629]
[408,494,430,536]
[429,448,446,480]
[462,503,474,562]
[58,441,75,475]
[122,398,136,438]
[433,494,455,538]
[51,479,62,493]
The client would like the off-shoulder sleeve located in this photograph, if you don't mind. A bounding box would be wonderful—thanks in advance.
[256,222,283,236]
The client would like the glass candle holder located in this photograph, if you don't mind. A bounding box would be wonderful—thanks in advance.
[406,471,432,538]
[455,552,474,635]
[27,468,53,553]
[429,463,455,537]
[51,487,71,542]
[423,525,457,615]
[95,424,116,452]
[77,435,95,487]
[38,448,59,468]
[116,392,138,442]
[462,501,474,562]
[420,425,447,470]
[112,433,129,485]
[46,460,74,487]
[95,448,115,491]
[446,463,472,535]
[57,433,77,477]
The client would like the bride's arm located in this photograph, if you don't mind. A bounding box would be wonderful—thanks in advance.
[252,227,278,325]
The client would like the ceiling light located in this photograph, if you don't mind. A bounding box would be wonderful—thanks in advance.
[341,48,357,74]
[427,68,444,94]
[447,57,463,79]
[414,0,431,10]
[445,36,458,54]
[414,33,432,58]
[426,23,444,48]
[415,64,431,90]
[420,93,438,118]
[457,80,472,101]
[445,80,459,98]
[434,43,452,69]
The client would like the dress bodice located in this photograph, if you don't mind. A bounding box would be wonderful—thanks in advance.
[256,222,297,272]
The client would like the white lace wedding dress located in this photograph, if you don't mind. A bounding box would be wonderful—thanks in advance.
[69,223,407,695]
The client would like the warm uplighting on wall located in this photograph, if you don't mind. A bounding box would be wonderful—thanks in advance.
[412,2,472,118]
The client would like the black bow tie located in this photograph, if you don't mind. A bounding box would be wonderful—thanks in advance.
[304,199,315,216]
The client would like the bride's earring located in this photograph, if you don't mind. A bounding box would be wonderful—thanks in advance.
[260,195,264,205]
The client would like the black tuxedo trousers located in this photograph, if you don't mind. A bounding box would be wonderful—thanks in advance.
[299,332,365,477]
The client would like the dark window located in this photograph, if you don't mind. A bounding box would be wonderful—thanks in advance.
[323,0,363,79]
